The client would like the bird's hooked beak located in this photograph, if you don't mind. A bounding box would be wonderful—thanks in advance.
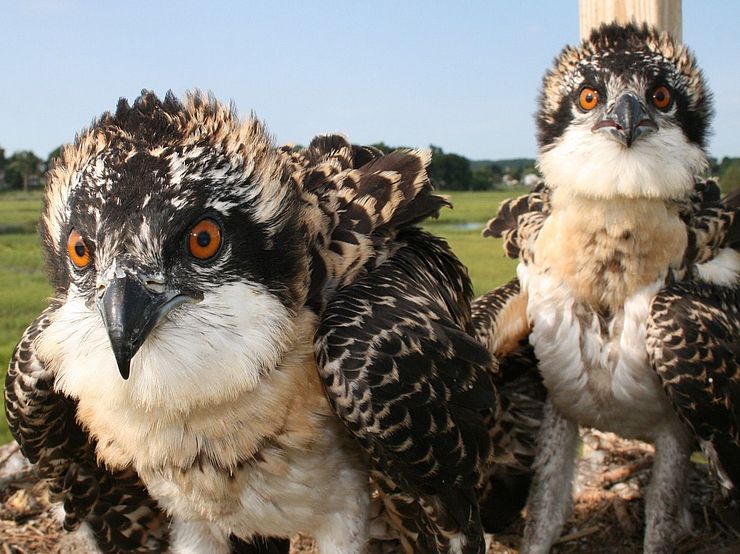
[96,273,199,379]
[592,92,657,147]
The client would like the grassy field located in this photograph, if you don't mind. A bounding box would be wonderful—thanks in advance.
[426,190,521,295]
[0,188,520,444]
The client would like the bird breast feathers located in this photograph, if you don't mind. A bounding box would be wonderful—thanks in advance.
[521,264,676,438]
[531,192,688,312]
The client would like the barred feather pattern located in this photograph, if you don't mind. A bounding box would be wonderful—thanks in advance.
[315,228,497,553]
[289,135,448,312]
[482,181,550,262]
[680,179,739,268]
[471,281,545,474]
[5,306,170,553]
[484,179,736,275]
[647,281,740,495]
[300,139,505,551]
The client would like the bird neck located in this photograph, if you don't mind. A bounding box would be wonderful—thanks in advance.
[534,190,688,311]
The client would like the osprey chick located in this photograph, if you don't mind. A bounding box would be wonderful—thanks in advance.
[484,23,738,554]
[5,91,498,553]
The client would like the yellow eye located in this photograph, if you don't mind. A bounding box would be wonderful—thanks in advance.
[188,219,222,260]
[652,85,672,110]
[67,229,92,268]
[578,87,600,111]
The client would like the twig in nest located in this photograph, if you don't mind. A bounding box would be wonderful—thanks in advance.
[554,525,601,544]
[27,523,48,537]
[712,541,740,554]
[715,505,740,538]
[599,459,652,488]
[612,497,636,535]
[0,468,37,490]
[0,444,20,469]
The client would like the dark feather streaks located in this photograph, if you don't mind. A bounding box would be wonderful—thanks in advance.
[482,182,549,261]
[537,23,712,148]
[682,178,739,267]
[470,279,522,341]
[648,281,740,494]
[298,135,448,313]
[316,229,495,553]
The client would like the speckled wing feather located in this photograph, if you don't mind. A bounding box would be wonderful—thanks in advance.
[647,281,740,496]
[292,136,448,312]
[482,181,551,261]
[4,305,170,553]
[471,280,547,532]
[651,180,740,490]
[681,178,740,267]
[316,228,496,554]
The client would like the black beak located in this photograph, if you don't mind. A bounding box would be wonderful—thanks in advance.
[96,275,193,379]
[592,92,657,147]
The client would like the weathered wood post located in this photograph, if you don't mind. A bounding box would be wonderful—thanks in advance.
[579,0,682,40]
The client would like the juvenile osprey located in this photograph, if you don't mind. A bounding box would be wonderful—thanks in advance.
[484,23,739,553]
[4,91,498,553]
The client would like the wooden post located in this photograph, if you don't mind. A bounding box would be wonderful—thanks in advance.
[579,0,682,41]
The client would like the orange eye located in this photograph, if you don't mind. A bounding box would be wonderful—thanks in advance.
[188,219,222,260]
[652,85,672,110]
[578,87,600,111]
[67,229,92,268]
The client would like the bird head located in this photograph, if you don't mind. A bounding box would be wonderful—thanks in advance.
[38,91,310,410]
[536,22,712,200]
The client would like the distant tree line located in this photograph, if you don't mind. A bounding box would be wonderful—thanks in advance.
[0,146,63,191]
[1,143,738,193]
[372,143,538,191]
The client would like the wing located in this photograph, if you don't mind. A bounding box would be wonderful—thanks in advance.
[316,229,496,554]
[471,280,547,532]
[682,178,739,267]
[5,305,171,552]
[293,135,448,312]
[482,181,551,261]
[725,187,740,209]
[647,280,740,496]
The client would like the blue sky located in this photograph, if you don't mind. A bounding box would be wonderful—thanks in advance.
[1,1,738,161]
